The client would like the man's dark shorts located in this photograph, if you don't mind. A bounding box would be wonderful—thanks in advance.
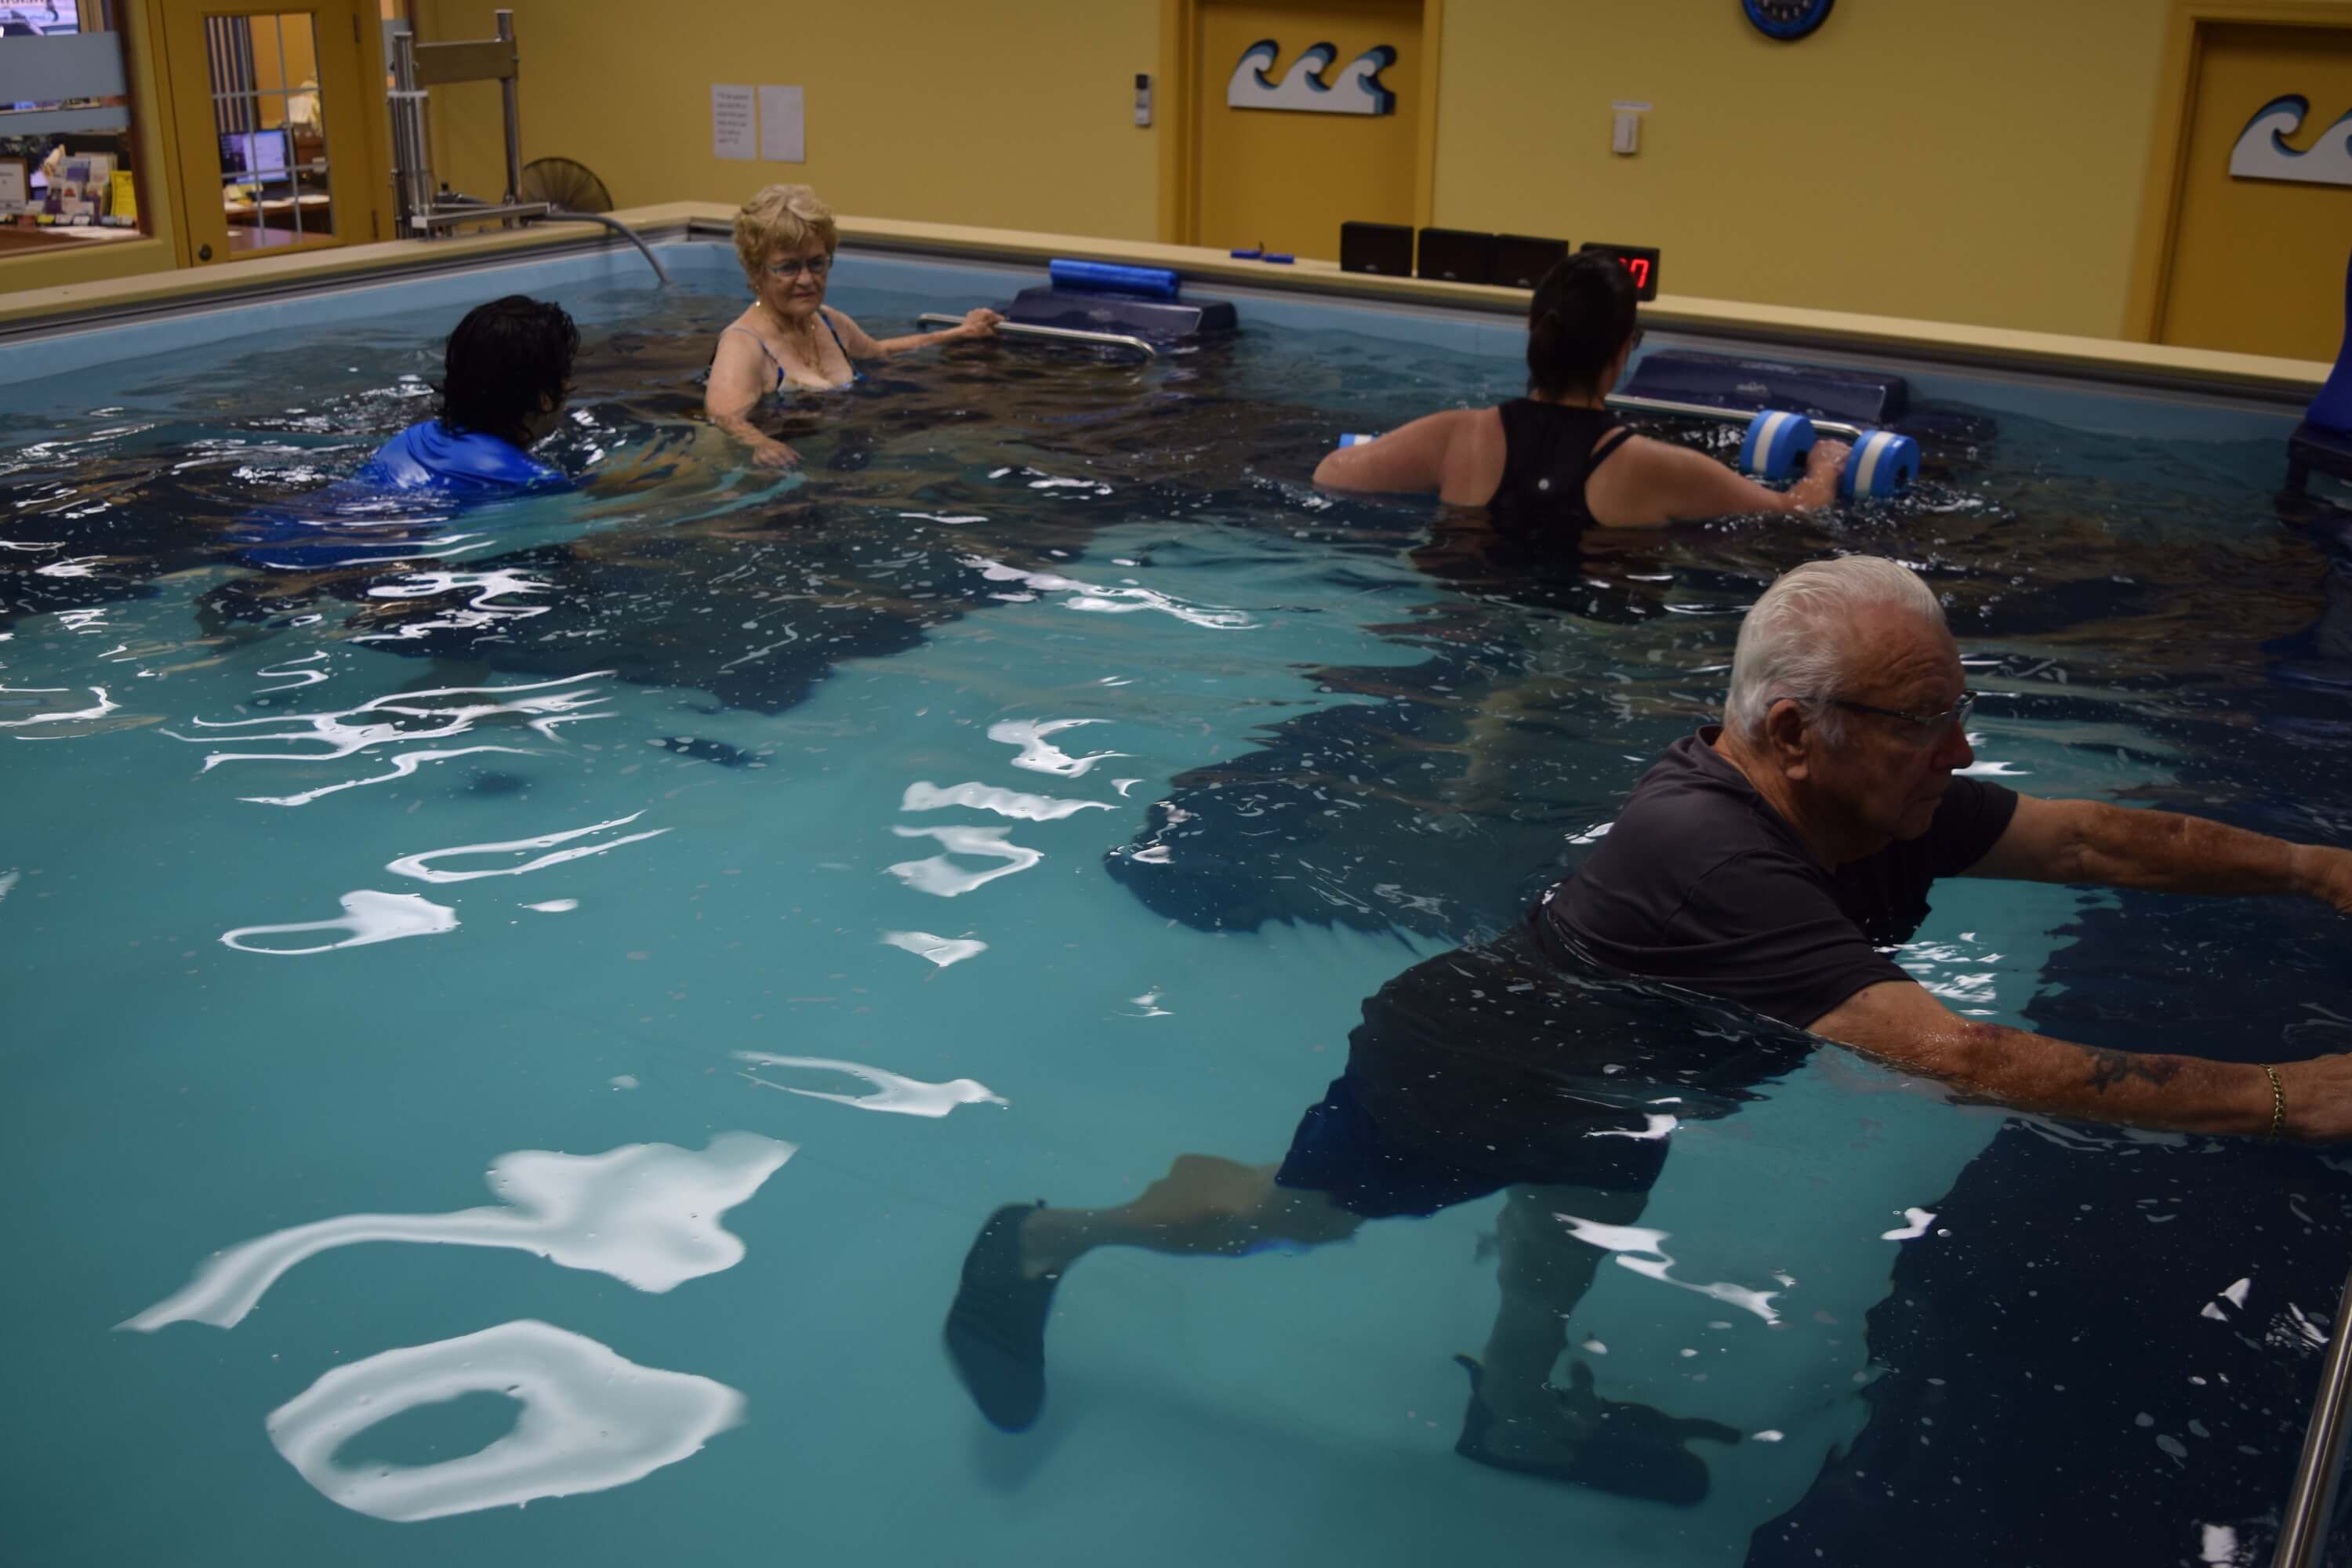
[1273,914,1805,1220]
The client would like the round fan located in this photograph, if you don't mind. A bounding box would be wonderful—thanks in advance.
[521,157,614,215]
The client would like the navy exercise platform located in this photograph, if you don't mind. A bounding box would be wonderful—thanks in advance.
[2288,251,2352,497]
[1001,259,1237,343]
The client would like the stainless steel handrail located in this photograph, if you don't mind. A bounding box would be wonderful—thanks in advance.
[2274,1260,2352,1567]
[1604,391,1864,441]
[916,314,1156,360]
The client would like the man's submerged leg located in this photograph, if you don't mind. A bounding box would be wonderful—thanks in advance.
[1452,1182,1740,1504]
[942,1155,1363,1432]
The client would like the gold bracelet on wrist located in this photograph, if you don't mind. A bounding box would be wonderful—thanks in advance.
[2263,1063,2286,1139]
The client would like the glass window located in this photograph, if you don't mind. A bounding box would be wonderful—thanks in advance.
[212,12,335,254]
[0,3,148,254]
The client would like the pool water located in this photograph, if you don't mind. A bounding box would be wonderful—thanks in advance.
[5,260,2352,1567]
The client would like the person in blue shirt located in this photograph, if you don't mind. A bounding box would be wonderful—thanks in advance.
[355,294,577,497]
[234,295,576,568]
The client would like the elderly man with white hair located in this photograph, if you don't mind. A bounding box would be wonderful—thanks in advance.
[942,555,2352,1501]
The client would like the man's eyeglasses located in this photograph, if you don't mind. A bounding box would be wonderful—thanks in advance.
[1829,690,1980,739]
[764,254,835,282]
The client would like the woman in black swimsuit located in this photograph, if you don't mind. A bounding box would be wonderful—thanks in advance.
[1314,252,1848,528]
[704,183,1002,470]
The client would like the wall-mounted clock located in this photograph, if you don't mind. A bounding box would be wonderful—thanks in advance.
[1743,0,1835,42]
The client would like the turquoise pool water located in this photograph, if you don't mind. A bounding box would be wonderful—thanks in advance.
[4,244,2351,1566]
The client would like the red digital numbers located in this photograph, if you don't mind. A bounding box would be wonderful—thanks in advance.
[1623,256,1651,289]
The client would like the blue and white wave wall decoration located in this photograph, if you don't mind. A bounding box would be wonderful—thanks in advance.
[2229,95,2352,187]
[1226,39,1396,115]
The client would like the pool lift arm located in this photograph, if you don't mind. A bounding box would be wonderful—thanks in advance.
[385,9,668,285]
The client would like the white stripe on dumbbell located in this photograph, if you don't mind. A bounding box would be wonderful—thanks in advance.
[1851,431,1888,496]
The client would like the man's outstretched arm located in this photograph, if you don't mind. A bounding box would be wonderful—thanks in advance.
[1810,979,2352,1141]
[1965,793,2352,910]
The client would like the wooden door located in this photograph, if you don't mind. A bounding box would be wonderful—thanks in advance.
[1189,0,1421,260]
[160,0,379,263]
[2160,23,2352,358]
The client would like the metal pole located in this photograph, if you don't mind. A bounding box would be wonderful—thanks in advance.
[387,30,434,236]
[1604,390,1864,442]
[2274,1260,2352,1568]
[916,314,1156,360]
[495,10,521,213]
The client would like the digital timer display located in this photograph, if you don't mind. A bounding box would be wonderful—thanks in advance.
[1580,241,1661,302]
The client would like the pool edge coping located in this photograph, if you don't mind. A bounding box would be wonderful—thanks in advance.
[0,202,2329,405]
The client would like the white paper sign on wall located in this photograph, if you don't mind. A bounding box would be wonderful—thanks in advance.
[2229,95,2352,187]
[711,83,756,161]
[1226,40,1396,116]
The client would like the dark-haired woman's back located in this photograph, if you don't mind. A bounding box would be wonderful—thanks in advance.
[1312,253,1849,532]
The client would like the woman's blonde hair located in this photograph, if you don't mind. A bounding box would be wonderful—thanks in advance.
[732,183,838,285]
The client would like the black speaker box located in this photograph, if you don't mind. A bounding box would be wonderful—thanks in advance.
[1338,220,1414,278]
[1493,233,1570,289]
[1415,227,1497,285]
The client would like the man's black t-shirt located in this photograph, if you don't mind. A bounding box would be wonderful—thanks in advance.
[1544,727,2020,1029]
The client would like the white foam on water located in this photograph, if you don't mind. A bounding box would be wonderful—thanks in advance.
[879,929,988,967]
[986,718,1127,778]
[900,780,1110,822]
[264,1319,745,1523]
[1589,1114,1679,1142]
[736,1051,1006,1116]
[241,744,541,807]
[0,684,118,729]
[121,1132,794,1330]
[1881,1207,1939,1241]
[387,812,670,883]
[218,889,458,956]
[0,870,16,903]
[1553,1210,1783,1324]
[524,899,579,913]
[885,825,1041,897]
[165,670,613,774]
[963,555,1254,630]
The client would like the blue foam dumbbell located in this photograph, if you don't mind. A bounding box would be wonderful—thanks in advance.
[1737,409,1817,480]
[1839,429,1921,499]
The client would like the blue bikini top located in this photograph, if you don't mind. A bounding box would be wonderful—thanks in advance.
[724,310,865,391]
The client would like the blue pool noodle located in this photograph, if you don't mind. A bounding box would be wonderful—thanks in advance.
[1048,259,1181,299]
[2310,249,2352,435]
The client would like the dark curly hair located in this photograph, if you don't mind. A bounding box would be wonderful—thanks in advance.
[437,295,579,445]
[1526,252,1638,400]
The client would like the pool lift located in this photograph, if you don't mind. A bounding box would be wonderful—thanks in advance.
[383,9,670,285]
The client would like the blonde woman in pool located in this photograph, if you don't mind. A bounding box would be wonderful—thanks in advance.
[705,183,1002,469]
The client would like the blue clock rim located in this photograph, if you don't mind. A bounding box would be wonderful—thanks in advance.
[1743,0,1835,42]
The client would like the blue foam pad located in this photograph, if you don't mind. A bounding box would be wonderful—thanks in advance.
[1048,259,1181,299]
[1737,409,1817,479]
[2309,250,2352,435]
[1841,430,1920,499]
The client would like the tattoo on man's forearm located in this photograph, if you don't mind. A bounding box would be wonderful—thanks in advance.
[2080,1046,2183,1092]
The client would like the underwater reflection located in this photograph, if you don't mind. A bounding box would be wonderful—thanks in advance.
[122,1133,793,1331]
[265,1319,744,1523]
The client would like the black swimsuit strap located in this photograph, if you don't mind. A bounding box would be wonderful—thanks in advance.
[1588,426,1636,470]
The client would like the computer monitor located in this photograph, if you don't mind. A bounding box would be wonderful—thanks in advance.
[219,129,291,188]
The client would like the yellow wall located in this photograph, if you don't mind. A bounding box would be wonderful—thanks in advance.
[412,0,1162,245]
[1429,0,2171,339]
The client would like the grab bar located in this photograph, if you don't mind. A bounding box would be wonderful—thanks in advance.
[916,314,1156,360]
[2274,1259,2352,1567]
[1605,392,1864,442]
